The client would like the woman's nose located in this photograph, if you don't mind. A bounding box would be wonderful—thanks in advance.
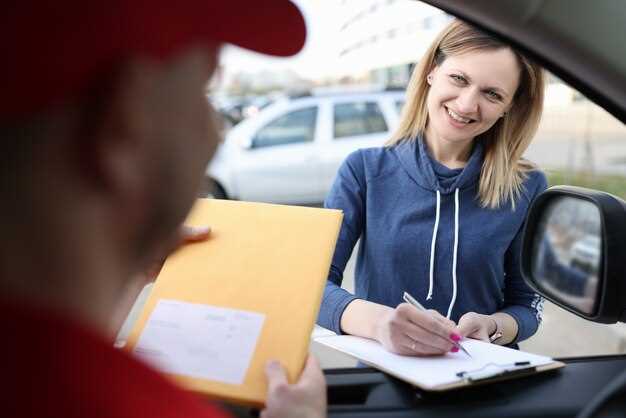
[456,89,479,114]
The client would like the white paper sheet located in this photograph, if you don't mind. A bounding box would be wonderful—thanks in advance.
[315,335,555,389]
[134,299,265,385]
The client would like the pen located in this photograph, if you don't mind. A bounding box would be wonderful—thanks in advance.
[402,291,472,358]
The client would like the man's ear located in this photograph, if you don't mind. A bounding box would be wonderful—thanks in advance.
[83,58,159,201]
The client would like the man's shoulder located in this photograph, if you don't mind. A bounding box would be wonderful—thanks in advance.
[1,302,229,418]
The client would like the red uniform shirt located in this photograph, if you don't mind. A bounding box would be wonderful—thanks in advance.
[1,301,231,418]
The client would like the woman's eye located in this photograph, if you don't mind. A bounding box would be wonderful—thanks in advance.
[486,90,503,101]
[450,74,466,84]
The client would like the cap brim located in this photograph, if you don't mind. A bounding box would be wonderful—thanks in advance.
[211,1,306,57]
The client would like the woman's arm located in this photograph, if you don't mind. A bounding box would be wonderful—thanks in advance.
[457,311,518,345]
[340,298,393,338]
[319,152,458,355]
[343,298,459,356]
[460,171,548,345]
[318,152,366,333]
[497,172,549,344]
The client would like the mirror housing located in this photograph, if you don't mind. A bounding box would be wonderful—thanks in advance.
[521,186,626,323]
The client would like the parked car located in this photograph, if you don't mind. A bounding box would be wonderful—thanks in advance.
[204,89,405,203]
[570,234,601,274]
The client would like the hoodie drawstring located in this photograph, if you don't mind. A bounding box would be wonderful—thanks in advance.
[447,188,460,319]
[426,190,441,300]
[426,188,460,320]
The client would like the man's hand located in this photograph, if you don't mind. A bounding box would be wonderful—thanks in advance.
[144,225,211,280]
[110,225,211,338]
[261,356,326,418]
[457,312,496,342]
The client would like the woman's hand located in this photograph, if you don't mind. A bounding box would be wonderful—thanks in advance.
[457,312,497,342]
[374,303,460,356]
[261,356,326,418]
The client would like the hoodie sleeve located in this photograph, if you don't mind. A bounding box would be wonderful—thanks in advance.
[500,170,548,343]
[317,151,366,334]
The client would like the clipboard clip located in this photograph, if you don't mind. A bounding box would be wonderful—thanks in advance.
[456,361,536,382]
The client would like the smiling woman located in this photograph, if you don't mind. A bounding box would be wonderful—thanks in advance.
[425,48,519,155]
[389,19,545,207]
[318,19,547,358]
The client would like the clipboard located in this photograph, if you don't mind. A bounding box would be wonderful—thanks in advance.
[125,199,343,406]
[315,334,565,391]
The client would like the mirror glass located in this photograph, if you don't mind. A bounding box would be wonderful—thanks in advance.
[531,196,602,315]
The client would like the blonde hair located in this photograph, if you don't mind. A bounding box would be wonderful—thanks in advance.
[387,19,545,209]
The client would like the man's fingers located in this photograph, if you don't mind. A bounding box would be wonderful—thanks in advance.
[146,225,211,280]
[179,225,211,244]
[265,360,289,394]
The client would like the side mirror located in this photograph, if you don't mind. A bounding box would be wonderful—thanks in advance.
[521,186,626,323]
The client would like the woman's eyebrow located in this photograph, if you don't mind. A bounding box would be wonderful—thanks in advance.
[450,69,511,98]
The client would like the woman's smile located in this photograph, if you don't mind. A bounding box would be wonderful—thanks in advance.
[444,105,477,127]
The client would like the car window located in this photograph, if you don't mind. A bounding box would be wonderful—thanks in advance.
[208,0,626,364]
[252,107,317,149]
[518,73,626,358]
[333,101,388,139]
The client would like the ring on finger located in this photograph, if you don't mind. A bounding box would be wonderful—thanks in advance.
[411,341,417,351]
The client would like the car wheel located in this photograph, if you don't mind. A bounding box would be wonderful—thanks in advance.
[199,177,227,199]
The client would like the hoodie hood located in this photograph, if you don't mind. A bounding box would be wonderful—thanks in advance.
[393,136,484,194]
[392,136,485,317]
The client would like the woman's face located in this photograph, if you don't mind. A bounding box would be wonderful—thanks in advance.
[425,47,520,146]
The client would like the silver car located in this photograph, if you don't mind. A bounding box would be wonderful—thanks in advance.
[205,89,405,204]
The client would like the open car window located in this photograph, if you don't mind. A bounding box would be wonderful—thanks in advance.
[204,0,626,365]
[519,74,626,358]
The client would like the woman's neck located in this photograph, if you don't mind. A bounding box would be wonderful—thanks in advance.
[424,127,475,169]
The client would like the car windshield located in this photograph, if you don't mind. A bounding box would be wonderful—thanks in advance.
[130,0,626,366]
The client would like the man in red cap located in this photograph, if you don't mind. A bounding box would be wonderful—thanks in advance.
[0,1,325,417]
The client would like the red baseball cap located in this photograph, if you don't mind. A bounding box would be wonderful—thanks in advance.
[0,1,306,120]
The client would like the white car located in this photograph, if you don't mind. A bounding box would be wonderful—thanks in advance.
[205,89,406,204]
[570,234,601,273]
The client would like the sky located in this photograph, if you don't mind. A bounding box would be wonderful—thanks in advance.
[219,0,345,82]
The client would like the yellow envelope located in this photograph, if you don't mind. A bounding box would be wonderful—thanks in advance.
[126,199,343,406]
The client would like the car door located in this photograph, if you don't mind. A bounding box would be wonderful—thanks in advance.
[318,94,400,196]
[234,102,323,204]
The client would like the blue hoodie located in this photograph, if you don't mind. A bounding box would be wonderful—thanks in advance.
[317,138,546,343]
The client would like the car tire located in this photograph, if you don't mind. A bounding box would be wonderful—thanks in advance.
[199,177,228,199]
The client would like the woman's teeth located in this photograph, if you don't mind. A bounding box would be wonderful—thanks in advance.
[447,107,473,124]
